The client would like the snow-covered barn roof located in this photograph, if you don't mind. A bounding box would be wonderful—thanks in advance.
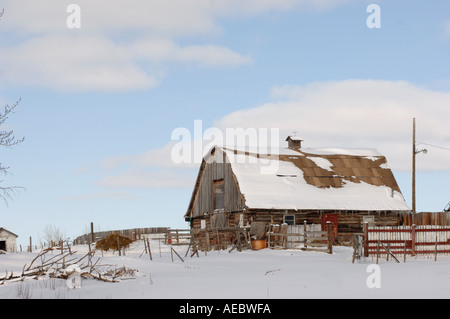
[206,145,410,212]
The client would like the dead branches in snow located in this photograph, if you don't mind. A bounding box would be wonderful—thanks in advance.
[0,246,141,285]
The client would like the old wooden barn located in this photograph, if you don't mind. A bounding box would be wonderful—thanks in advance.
[184,137,411,248]
[0,227,18,253]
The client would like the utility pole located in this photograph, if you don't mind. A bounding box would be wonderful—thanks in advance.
[412,117,427,222]
[412,118,416,217]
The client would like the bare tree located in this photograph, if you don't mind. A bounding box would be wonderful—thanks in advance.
[42,224,66,246]
[0,9,25,204]
[0,98,25,204]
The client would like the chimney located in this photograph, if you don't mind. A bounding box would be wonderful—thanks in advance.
[286,135,303,150]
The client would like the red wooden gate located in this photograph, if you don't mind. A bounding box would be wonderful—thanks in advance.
[322,213,338,239]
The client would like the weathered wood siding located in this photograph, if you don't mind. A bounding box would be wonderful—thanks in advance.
[190,149,244,218]
[0,229,17,253]
[248,209,404,243]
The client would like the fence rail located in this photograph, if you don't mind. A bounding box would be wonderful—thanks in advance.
[363,223,450,258]
[164,229,192,245]
[268,221,333,254]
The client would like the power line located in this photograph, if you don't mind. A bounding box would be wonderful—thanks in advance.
[416,142,450,152]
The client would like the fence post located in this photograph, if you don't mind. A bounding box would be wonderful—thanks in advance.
[327,221,333,254]
[205,231,210,255]
[304,220,307,250]
[376,240,380,264]
[404,240,407,262]
[435,237,438,262]
[91,222,94,244]
[147,238,153,261]
[411,224,416,257]
[363,222,369,257]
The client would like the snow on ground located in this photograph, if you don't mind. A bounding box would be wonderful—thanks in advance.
[1,239,450,299]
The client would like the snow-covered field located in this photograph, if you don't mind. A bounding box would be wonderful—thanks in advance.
[1,239,450,300]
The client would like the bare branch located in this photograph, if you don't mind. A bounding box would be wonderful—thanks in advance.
[0,98,24,148]
[0,98,25,205]
[0,248,138,284]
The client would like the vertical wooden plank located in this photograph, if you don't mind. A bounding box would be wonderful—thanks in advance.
[376,241,380,264]
[404,240,407,262]
[205,231,210,254]
[363,222,369,257]
[435,235,438,262]
[91,222,94,244]
[147,238,153,261]
[327,221,333,254]
[304,220,308,250]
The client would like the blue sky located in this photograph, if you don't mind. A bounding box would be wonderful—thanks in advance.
[1,0,450,247]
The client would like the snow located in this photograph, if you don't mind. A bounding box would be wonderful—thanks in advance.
[222,148,410,211]
[308,156,334,172]
[2,240,450,299]
[302,148,382,157]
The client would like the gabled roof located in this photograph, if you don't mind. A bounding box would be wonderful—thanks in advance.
[208,146,410,212]
[0,227,19,238]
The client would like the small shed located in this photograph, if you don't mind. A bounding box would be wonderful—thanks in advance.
[0,228,18,253]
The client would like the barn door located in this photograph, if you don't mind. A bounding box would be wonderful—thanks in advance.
[322,213,338,239]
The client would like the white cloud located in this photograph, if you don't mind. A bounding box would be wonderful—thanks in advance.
[97,142,199,189]
[60,191,139,201]
[1,0,353,35]
[95,80,450,189]
[211,0,354,16]
[131,38,253,67]
[0,0,351,91]
[0,34,251,91]
[98,168,196,189]
[215,80,450,171]
[100,142,198,170]
[0,35,158,91]
[1,0,217,36]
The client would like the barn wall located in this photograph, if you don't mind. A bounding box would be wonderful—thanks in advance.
[249,209,404,244]
[189,210,405,246]
[190,149,244,218]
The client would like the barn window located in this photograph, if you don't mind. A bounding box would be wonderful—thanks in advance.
[214,179,225,210]
[284,215,295,225]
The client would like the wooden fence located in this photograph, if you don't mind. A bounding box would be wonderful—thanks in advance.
[74,227,169,244]
[363,223,450,258]
[185,224,334,254]
[190,227,250,253]
[403,212,450,226]
[164,229,192,246]
[267,222,333,254]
